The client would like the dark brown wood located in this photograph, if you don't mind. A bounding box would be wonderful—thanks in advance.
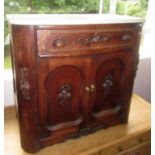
[9,22,143,153]
[10,25,40,153]
[36,24,137,58]
[36,29,134,56]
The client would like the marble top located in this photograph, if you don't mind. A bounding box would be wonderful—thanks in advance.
[6,14,144,25]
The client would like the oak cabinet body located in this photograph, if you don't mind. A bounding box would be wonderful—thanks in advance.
[8,15,143,153]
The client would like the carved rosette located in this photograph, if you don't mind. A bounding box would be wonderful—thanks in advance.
[57,84,72,108]
[19,67,30,100]
[102,74,113,98]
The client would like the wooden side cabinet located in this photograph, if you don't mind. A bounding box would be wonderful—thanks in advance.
[7,14,144,153]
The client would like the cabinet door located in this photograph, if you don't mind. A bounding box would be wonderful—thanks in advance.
[89,50,136,128]
[93,58,123,114]
[37,57,89,139]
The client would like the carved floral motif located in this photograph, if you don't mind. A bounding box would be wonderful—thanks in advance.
[57,84,72,107]
[19,67,30,100]
[77,33,109,46]
[102,74,113,98]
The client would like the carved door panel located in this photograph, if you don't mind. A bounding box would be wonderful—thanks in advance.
[45,66,83,130]
[89,50,135,128]
[37,57,89,138]
[93,59,123,115]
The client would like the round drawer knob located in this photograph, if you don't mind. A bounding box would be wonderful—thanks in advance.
[121,34,131,41]
[53,39,65,47]
[90,84,96,92]
[137,137,143,143]
[117,145,123,152]
[85,86,90,92]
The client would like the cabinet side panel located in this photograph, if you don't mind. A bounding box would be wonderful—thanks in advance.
[10,25,40,153]
[9,26,18,114]
[123,24,143,123]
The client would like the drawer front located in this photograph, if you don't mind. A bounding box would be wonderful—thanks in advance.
[87,130,151,155]
[128,141,151,155]
[120,141,151,155]
[116,131,151,155]
[36,29,135,57]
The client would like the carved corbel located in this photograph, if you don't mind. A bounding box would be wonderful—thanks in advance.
[19,67,30,100]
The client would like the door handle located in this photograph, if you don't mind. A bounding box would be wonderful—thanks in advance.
[85,86,90,92]
[90,84,96,92]
[85,85,96,93]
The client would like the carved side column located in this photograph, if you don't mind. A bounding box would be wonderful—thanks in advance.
[10,25,40,153]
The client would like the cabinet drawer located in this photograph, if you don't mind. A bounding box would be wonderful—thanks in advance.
[36,29,134,57]
[88,130,151,155]
[117,131,151,154]
[120,141,151,155]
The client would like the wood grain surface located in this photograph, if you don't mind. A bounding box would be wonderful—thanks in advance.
[9,23,143,152]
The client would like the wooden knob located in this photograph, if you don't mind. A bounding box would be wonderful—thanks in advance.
[117,145,123,152]
[85,86,90,92]
[98,150,102,154]
[137,137,143,143]
[121,34,131,41]
[53,39,65,47]
[90,84,96,92]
